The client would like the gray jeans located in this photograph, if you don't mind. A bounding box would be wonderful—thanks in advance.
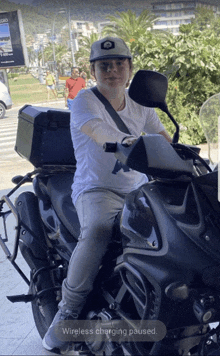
[59,188,126,314]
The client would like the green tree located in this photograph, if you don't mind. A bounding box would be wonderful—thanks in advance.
[75,33,100,77]
[126,7,220,144]
[38,42,70,74]
[189,5,217,31]
[76,33,100,60]
[102,9,157,43]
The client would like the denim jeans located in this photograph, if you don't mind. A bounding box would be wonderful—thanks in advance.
[59,188,126,314]
[67,98,74,110]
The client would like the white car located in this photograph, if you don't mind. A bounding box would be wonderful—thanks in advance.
[0,81,12,119]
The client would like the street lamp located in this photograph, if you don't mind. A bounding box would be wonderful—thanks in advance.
[59,1,76,67]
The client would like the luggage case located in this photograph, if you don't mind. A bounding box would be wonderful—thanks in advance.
[15,105,76,168]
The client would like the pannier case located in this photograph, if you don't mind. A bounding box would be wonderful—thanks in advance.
[15,105,76,167]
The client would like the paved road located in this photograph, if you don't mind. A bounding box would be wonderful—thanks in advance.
[0,100,66,190]
[0,100,65,356]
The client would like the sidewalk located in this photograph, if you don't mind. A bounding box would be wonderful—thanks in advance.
[0,186,58,356]
[1,99,67,190]
[11,98,66,111]
[0,99,66,356]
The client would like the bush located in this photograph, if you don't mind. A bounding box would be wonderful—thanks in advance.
[156,80,206,145]
[8,73,19,80]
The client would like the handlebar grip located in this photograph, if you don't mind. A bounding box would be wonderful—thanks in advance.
[103,142,117,152]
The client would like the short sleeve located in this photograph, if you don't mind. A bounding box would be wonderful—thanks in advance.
[71,90,102,130]
[143,107,165,134]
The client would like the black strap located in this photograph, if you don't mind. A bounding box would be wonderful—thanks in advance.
[91,86,131,135]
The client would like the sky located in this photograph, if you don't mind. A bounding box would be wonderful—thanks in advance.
[0,24,11,38]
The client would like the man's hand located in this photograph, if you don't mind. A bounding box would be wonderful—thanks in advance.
[121,136,137,146]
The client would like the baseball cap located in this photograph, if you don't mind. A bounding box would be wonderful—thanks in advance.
[90,36,132,62]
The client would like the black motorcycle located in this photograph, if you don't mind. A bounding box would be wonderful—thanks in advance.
[1,70,220,356]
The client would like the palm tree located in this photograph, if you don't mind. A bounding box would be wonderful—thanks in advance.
[76,33,100,60]
[75,33,100,76]
[38,42,70,73]
[101,9,158,43]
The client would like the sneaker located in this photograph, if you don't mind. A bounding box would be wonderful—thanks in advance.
[42,309,79,353]
[61,342,94,355]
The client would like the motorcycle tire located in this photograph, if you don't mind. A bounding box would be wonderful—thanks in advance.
[30,280,58,339]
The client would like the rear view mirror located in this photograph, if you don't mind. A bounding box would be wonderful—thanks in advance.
[128,70,168,109]
[129,70,179,143]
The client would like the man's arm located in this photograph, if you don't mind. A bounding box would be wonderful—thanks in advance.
[159,130,172,143]
[81,120,172,146]
[81,118,135,146]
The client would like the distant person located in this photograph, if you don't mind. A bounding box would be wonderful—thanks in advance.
[65,67,86,109]
[80,71,87,81]
[87,74,96,88]
[45,70,57,100]
[80,71,87,87]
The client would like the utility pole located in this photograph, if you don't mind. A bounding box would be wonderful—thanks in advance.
[60,0,76,66]
[52,19,56,65]
[67,0,76,67]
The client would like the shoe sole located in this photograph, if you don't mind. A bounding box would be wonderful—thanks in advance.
[61,350,93,356]
[42,336,61,354]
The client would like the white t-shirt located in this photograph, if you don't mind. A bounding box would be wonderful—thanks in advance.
[70,88,165,204]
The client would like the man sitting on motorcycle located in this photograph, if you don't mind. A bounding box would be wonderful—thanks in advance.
[43,36,171,354]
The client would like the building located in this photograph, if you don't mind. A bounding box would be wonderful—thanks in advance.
[97,21,111,34]
[33,33,49,51]
[151,1,220,34]
[69,21,97,39]
[61,20,98,51]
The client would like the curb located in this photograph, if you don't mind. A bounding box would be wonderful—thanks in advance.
[8,99,66,111]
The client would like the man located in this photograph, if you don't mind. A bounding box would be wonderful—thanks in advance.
[65,67,86,109]
[43,36,171,355]
[45,70,57,100]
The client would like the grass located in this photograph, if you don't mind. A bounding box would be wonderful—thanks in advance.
[8,74,60,107]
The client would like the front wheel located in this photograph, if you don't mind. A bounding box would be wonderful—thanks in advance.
[0,103,6,119]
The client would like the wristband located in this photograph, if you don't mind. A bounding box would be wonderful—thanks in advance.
[121,136,129,144]
[121,135,135,144]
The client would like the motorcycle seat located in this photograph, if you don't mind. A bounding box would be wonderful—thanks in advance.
[46,173,81,238]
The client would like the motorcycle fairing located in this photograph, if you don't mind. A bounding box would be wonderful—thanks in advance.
[116,179,220,328]
[114,135,194,179]
[33,173,80,239]
[120,188,162,251]
[120,179,219,290]
[46,173,80,238]
[33,174,79,260]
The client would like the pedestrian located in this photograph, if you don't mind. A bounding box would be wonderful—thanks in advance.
[65,67,86,109]
[86,74,96,88]
[43,36,172,355]
[45,70,57,100]
[80,71,87,82]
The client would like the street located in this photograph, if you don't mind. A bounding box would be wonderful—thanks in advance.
[0,100,65,356]
[0,100,66,190]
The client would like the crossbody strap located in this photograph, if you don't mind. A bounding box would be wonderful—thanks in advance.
[91,86,131,135]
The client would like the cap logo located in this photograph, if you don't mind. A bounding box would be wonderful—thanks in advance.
[101,40,115,50]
